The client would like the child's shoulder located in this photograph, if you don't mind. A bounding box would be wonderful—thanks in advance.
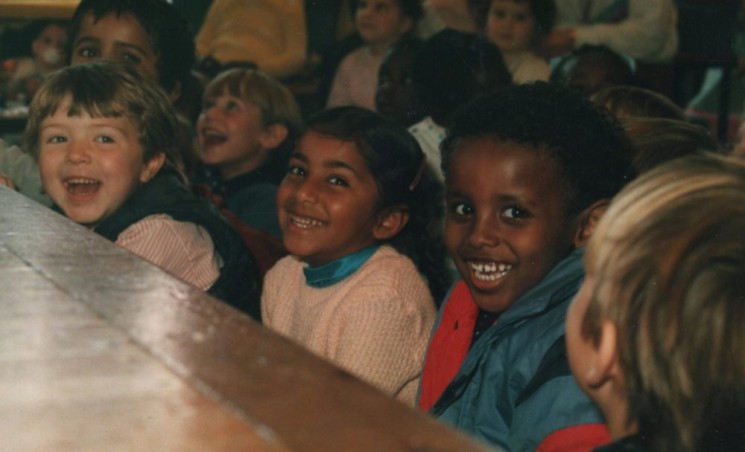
[354,246,429,291]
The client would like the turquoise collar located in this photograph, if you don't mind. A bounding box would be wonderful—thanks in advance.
[303,244,380,288]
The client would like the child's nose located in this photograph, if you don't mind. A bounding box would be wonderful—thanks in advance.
[65,141,91,164]
[294,179,319,203]
[467,216,500,248]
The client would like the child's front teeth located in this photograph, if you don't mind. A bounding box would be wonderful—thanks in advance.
[291,215,324,228]
[471,262,512,281]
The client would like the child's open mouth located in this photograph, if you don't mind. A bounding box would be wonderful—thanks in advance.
[64,177,101,196]
[289,214,325,229]
[470,261,512,282]
[201,129,227,148]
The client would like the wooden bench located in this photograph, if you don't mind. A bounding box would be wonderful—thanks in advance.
[0,186,491,451]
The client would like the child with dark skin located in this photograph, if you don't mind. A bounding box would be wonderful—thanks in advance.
[374,38,427,128]
[419,82,635,450]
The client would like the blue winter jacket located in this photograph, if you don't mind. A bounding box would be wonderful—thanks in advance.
[429,248,605,451]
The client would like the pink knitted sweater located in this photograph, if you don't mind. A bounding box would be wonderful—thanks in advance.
[261,246,436,406]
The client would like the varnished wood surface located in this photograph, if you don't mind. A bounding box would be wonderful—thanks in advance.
[0,187,492,451]
[0,0,80,18]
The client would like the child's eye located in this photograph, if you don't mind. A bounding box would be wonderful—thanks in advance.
[287,165,305,177]
[95,135,115,144]
[46,135,66,144]
[121,53,142,65]
[449,201,473,218]
[492,9,507,19]
[225,101,240,111]
[328,175,348,187]
[77,47,98,59]
[514,13,531,22]
[502,205,531,221]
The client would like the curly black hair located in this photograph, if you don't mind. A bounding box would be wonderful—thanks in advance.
[441,82,636,216]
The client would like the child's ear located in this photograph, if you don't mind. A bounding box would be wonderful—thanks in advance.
[258,124,289,150]
[585,319,621,389]
[139,152,166,183]
[573,199,609,248]
[372,206,410,241]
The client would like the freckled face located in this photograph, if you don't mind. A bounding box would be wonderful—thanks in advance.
[444,137,576,313]
[277,131,384,267]
[485,0,537,56]
[70,12,159,82]
[39,98,162,229]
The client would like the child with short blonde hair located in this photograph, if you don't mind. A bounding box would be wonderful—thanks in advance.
[566,153,745,450]
[262,106,450,405]
[25,61,260,318]
[195,67,303,238]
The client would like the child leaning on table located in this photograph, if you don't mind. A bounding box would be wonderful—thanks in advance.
[24,61,261,319]
[261,106,451,406]
[566,153,745,451]
[418,82,636,450]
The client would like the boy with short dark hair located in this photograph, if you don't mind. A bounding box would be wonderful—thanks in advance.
[419,82,635,450]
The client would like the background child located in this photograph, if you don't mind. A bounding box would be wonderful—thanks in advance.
[194,67,303,239]
[2,20,68,104]
[67,0,194,105]
[327,0,423,110]
[408,29,512,182]
[590,85,685,121]
[551,44,636,97]
[25,61,261,319]
[621,117,720,174]
[261,106,450,405]
[418,82,635,450]
[566,153,745,450]
[472,0,556,84]
[374,37,427,128]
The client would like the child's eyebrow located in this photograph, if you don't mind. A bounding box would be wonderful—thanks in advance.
[323,159,361,178]
[290,151,363,178]
[73,35,100,47]
[74,36,152,57]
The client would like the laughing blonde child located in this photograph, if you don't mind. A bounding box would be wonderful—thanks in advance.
[26,61,260,318]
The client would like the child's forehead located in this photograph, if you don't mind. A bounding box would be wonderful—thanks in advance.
[43,98,135,126]
[448,137,567,188]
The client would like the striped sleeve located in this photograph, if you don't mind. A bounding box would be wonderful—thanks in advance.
[115,214,221,291]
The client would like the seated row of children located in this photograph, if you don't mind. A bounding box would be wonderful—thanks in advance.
[2,0,744,449]
[19,53,744,450]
